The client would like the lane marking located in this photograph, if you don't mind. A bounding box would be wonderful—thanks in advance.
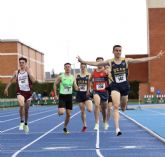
[1,113,57,133]
[1,108,56,123]
[122,146,141,149]
[0,113,17,118]
[120,111,165,143]
[96,122,104,157]
[11,111,80,157]
[0,107,54,118]
[44,146,77,150]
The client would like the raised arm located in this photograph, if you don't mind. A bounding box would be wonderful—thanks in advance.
[73,77,79,91]
[127,50,165,64]
[25,66,36,83]
[87,74,93,94]
[4,71,17,96]
[77,56,110,66]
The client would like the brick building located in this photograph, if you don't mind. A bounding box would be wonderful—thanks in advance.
[138,0,165,101]
[0,40,44,83]
[127,0,165,101]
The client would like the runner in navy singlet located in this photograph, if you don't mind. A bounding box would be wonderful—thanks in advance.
[76,63,93,132]
[77,45,164,136]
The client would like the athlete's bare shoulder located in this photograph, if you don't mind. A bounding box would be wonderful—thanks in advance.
[13,70,18,77]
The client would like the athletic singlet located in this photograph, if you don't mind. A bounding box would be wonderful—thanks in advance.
[16,70,32,92]
[76,74,89,92]
[59,73,74,94]
[111,58,128,84]
[92,69,108,92]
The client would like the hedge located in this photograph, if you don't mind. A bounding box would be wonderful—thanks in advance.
[0,80,139,99]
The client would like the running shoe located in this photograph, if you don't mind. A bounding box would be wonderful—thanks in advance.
[116,131,122,136]
[19,122,24,130]
[94,123,99,131]
[63,128,70,135]
[23,124,29,134]
[116,128,122,136]
[81,126,87,132]
[104,122,109,130]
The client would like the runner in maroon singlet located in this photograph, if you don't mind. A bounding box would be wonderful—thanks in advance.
[4,57,35,134]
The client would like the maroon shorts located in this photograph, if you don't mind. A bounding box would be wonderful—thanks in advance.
[17,91,32,102]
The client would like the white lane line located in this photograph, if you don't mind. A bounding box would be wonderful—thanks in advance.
[96,123,104,157]
[145,108,165,115]
[0,107,54,118]
[44,146,77,150]
[1,113,57,133]
[11,111,81,157]
[120,111,165,143]
[0,108,56,123]
[0,113,18,118]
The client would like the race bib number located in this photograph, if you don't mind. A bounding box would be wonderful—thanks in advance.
[18,79,29,91]
[79,84,87,92]
[96,83,105,90]
[63,86,72,94]
[19,79,28,85]
[115,74,126,83]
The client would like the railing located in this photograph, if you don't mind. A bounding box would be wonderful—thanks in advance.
[143,94,165,104]
[0,98,18,108]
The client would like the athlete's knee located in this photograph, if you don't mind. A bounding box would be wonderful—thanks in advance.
[24,105,29,111]
[121,103,127,111]
[66,111,71,117]
[113,105,119,110]
[87,108,92,112]
[81,109,85,115]
[80,106,85,113]
[95,102,100,108]
[58,108,65,115]
[18,100,24,107]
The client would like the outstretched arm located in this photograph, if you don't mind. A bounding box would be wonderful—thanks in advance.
[77,56,110,66]
[127,50,165,64]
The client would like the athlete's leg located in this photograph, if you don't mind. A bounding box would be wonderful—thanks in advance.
[107,101,113,123]
[100,101,108,124]
[23,99,31,133]
[93,94,101,125]
[24,99,31,124]
[58,108,65,115]
[121,95,128,111]
[58,94,66,115]
[79,102,86,127]
[17,95,25,122]
[64,109,71,129]
[85,100,93,112]
[111,90,122,135]
[101,101,109,130]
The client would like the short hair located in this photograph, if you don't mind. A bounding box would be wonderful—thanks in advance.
[96,57,104,61]
[80,63,87,69]
[80,63,87,66]
[113,45,122,51]
[64,62,71,66]
[19,57,27,62]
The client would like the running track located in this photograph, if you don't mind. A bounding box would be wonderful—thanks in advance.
[0,105,165,157]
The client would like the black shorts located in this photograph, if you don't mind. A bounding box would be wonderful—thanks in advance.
[93,91,109,102]
[76,91,91,103]
[110,81,130,96]
[59,94,73,110]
